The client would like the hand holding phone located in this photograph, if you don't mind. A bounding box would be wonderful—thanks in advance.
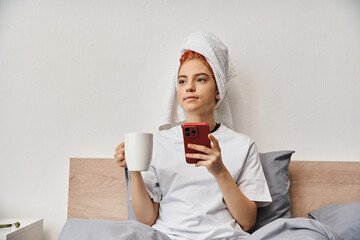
[182,122,211,164]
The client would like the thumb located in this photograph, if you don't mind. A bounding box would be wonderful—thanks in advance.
[208,134,220,150]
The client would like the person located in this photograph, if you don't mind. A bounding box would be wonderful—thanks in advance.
[114,31,272,240]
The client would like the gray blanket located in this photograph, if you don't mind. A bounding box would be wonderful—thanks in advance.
[247,218,343,240]
[58,218,343,240]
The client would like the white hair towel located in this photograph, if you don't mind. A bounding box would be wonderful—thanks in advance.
[159,31,237,131]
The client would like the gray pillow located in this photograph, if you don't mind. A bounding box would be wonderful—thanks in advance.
[249,150,295,233]
[308,202,360,240]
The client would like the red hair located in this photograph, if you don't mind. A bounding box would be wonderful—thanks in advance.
[179,50,214,78]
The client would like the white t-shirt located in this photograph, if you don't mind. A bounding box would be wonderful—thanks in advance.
[141,124,272,240]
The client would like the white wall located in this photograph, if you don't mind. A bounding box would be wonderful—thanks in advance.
[0,0,359,239]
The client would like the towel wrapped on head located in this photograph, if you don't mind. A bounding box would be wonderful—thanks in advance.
[159,31,236,131]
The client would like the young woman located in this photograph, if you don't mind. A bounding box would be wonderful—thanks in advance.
[114,31,271,240]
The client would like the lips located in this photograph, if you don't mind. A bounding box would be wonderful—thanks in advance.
[184,96,199,101]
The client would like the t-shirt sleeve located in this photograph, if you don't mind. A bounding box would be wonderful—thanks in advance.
[236,141,272,207]
[141,157,162,203]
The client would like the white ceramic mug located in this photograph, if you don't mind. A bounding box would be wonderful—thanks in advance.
[125,132,153,171]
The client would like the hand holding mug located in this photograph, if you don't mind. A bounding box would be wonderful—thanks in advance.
[114,142,127,168]
[115,133,153,172]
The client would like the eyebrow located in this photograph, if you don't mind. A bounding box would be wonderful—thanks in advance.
[178,73,210,79]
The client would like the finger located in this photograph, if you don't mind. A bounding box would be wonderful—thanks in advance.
[195,160,207,168]
[115,154,125,163]
[187,143,212,154]
[119,160,127,168]
[208,134,220,150]
[115,142,124,151]
[186,153,208,160]
[115,142,124,152]
[115,153,125,163]
[117,160,126,168]
[114,151,121,159]
[114,148,125,160]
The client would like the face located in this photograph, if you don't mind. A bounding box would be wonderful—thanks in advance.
[177,59,220,115]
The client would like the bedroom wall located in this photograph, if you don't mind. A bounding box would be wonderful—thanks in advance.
[0,0,359,239]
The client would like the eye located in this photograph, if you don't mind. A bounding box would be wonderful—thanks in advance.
[197,78,206,82]
[178,79,186,84]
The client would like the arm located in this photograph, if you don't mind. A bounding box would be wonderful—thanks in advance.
[130,172,159,226]
[186,134,257,231]
[115,142,159,226]
[213,169,257,231]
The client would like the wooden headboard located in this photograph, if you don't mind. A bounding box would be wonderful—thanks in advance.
[67,158,360,220]
[288,161,360,217]
[68,158,128,221]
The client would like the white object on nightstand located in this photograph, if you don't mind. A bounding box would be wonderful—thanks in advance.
[0,218,43,240]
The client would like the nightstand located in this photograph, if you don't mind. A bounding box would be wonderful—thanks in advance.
[0,218,43,240]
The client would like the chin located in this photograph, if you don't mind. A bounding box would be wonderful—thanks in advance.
[183,106,215,115]
[182,106,200,113]
[180,101,215,113]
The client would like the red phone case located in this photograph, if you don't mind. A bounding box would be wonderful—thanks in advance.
[182,122,211,164]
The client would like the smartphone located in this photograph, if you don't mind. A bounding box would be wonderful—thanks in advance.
[182,122,211,164]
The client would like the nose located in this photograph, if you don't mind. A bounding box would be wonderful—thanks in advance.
[186,81,195,92]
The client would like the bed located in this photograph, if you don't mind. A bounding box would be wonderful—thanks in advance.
[60,155,360,240]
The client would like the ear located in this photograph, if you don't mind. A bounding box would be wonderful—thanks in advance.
[216,91,220,100]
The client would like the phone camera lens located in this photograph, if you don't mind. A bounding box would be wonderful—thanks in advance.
[185,132,191,136]
[191,130,197,134]
[185,127,190,131]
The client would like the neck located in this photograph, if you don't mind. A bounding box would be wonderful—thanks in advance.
[185,112,217,132]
